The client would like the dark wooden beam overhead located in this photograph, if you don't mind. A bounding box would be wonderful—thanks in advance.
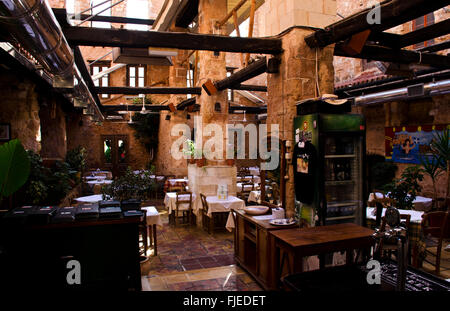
[175,0,199,28]
[95,86,202,95]
[231,84,267,92]
[177,97,197,110]
[418,40,450,53]
[305,0,450,48]
[63,26,282,54]
[73,46,102,108]
[334,43,450,69]
[370,19,450,48]
[53,8,155,25]
[103,105,170,112]
[215,57,268,91]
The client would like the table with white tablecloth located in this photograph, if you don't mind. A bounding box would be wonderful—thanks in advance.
[74,194,103,203]
[202,195,245,217]
[368,192,433,211]
[141,206,162,256]
[164,192,196,214]
[86,179,112,191]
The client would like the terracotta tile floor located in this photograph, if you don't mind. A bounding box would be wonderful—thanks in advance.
[140,203,262,291]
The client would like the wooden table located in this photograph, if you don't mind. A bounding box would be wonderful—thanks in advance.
[270,223,374,288]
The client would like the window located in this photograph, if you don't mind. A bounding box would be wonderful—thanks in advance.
[412,13,435,49]
[91,62,110,99]
[126,0,149,31]
[186,63,194,99]
[127,65,146,87]
[91,0,111,28]
[226,68,235,102]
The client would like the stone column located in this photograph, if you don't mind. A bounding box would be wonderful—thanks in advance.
[39,96,67,162]
[188,0,237,222]
[267,27,335,218]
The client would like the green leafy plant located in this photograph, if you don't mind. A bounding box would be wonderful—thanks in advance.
[0,139,30,202]
[420,154,444,206]
[383,166,424,210]
[65,146,87,172]
[430,128,450,199]
[19,151,72,206]
[129,113,160,157]
[102,167,156,201]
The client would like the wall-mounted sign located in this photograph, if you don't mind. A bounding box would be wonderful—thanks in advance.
[385,124,449,164]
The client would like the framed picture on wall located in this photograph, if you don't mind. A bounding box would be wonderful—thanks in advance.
[0,123,11,141]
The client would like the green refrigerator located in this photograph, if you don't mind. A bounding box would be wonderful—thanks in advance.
[293,113,366,226]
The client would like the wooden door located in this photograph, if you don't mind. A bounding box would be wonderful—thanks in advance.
[101,135,129,178]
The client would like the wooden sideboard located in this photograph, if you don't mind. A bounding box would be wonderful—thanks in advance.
[232,209,296,290]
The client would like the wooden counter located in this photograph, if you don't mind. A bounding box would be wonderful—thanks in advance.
[232,209,296,290]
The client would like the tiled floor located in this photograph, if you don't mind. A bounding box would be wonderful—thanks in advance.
[140,203,262,291]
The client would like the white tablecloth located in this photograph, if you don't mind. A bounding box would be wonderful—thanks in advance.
[141,206,163,227]
[248,190,261,203]
[248,166,260,176]
[164,192,195,214]
[86,179,112,190]
[366,207,424,223]
[368,192,432,211]
[167,178,188,185]
[85,175,106,180]
[74,194,103,203]
[203,195,245,217]
[236,176,261,183]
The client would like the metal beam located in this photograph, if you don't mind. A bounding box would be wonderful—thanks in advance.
[63,26,283,54]
[305,0,450,48]
[95,86,202,95]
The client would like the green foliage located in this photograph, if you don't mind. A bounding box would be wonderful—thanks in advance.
[0,139,30,201]
[383,166,424,210]
[430,129,450,169]
[65,146,87,172]
[102,167,156,201]
[420,154,443,182]
[128,113,160,155]
[20,151,72,205]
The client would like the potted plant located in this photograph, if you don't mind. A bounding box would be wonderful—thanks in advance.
[65,146,87,182]
[383,166,424,210]
[419,154,444,208]
[0,139,30,207]
[195,149,206,167]
[183,139,196,164]
[430,129,450,200]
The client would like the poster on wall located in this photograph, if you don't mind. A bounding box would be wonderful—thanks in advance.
[385,124,449,164]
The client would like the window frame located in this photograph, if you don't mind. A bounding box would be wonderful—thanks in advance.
[90,60,111,99]
[126,64,147,88]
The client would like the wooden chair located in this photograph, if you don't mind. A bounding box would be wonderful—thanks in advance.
[237,181,254,203]
[171,191,192,226]
[421,211,450,274]
[138,209,148,257]
[200,193,228,234]
[376,214,411,261]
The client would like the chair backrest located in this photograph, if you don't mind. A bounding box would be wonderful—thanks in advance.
[380,214,411,232]
[240,181,254,193]
[176,191,192,211]
[422,211,450,239]
[200,193,209,214]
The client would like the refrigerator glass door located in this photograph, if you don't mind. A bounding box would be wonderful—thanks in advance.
[324,135,363,225]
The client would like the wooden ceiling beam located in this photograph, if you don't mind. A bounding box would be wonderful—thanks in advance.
[95,87,202,95]
[215,57,268,91]
[334,43,450,68]
[103,105,170,112]
[370,19,450,48]
[418,40,450,53]
[305,0,450,48]
[231,84,267,92]
[63,26,282,54]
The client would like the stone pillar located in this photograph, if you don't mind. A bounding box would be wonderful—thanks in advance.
[39,96,67,161]
[267,27,335,218]
[187,0,236,223]
[196,0,228,163]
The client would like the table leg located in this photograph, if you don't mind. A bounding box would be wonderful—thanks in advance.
[148,225,153,247]
[153,224,157,257]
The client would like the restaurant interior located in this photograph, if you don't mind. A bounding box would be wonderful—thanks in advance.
[0,0,449,293]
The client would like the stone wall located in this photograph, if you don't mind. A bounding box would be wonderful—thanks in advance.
[66,114,151,170]
[39,96,68,160]
[0,68,41,152]
[267,27,335,217]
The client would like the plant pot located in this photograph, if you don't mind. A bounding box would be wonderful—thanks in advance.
[188,158,196,165]
[196,158,206,167]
